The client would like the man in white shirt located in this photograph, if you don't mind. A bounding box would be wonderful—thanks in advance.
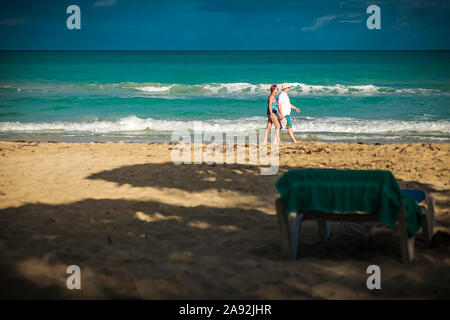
[278,83,301,143]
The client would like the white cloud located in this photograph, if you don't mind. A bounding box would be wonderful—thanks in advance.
[93,0,117,7]
[338,19,363,24]
[403,0,450,9]
[0,18,28,26]
[301,15,336,31]
[347,12,362,18]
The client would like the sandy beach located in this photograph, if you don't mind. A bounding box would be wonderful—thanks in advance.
[0,140,449,299]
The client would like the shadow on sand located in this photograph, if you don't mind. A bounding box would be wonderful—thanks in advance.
[1,163,449,299]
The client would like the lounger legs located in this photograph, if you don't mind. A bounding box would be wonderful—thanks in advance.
[317,219,331,240]
[275,198,292,259]
[422,194,435,245]
[275,198,304,260]
[291,213,304,259]
[276,197,419,263]
[399,203,415,263]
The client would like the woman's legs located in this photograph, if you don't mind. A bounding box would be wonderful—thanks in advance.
[263,118,272,143]
[273,117,282,143]
[264,115,283,143]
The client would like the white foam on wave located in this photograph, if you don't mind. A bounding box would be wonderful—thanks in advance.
[1,116,449,137]
[295,118,450,134]
[1,82,446,97]
[132,82,444,97]
[137,85,175,93]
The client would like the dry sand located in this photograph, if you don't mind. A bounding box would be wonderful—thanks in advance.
[0,141,449,299]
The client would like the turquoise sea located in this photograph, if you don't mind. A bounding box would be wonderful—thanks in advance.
[0,51,449,143]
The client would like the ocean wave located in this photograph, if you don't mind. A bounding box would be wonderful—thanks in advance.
[131,82,445,97]
[1,82,446,97]
[1,116,449,136]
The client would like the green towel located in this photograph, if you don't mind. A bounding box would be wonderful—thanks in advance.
[275,169,423,236]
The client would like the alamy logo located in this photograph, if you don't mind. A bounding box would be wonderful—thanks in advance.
[366,5,381,30]
[66,265,81,290]
[170,121,280,175]
[66,5,81,30]
[366,265,381,289]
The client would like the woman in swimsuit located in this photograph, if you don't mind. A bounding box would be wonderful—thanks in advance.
[263,84,282,144]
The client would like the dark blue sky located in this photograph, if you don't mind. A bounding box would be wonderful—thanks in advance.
[1,0,449,50]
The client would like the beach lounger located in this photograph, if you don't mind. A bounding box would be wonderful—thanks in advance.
[275,169,435,263]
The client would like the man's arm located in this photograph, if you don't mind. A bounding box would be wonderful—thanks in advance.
[290,104,301,113]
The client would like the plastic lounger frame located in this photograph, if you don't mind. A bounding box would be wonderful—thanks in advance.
[275,194,435,263]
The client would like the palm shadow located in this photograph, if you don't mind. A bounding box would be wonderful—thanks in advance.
[87,162,290,197]
[0,198,280,299]
[3,197,449,299]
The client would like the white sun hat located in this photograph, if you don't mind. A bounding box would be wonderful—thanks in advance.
[281,83,290,90]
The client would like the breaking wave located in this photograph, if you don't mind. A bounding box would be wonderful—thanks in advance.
[1,116,448,136]
[1,82,446,97]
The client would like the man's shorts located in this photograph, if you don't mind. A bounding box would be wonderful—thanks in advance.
[285,115,293,129]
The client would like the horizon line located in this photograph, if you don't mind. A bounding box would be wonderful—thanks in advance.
[1,49,450,52]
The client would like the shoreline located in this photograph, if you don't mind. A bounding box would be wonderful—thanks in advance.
[1,136,448,145]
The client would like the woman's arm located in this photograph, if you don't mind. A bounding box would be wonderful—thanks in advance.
[278,104,284,118]
[277,96,284,118]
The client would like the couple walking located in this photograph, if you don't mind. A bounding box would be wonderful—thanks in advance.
[263,83,301,143]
